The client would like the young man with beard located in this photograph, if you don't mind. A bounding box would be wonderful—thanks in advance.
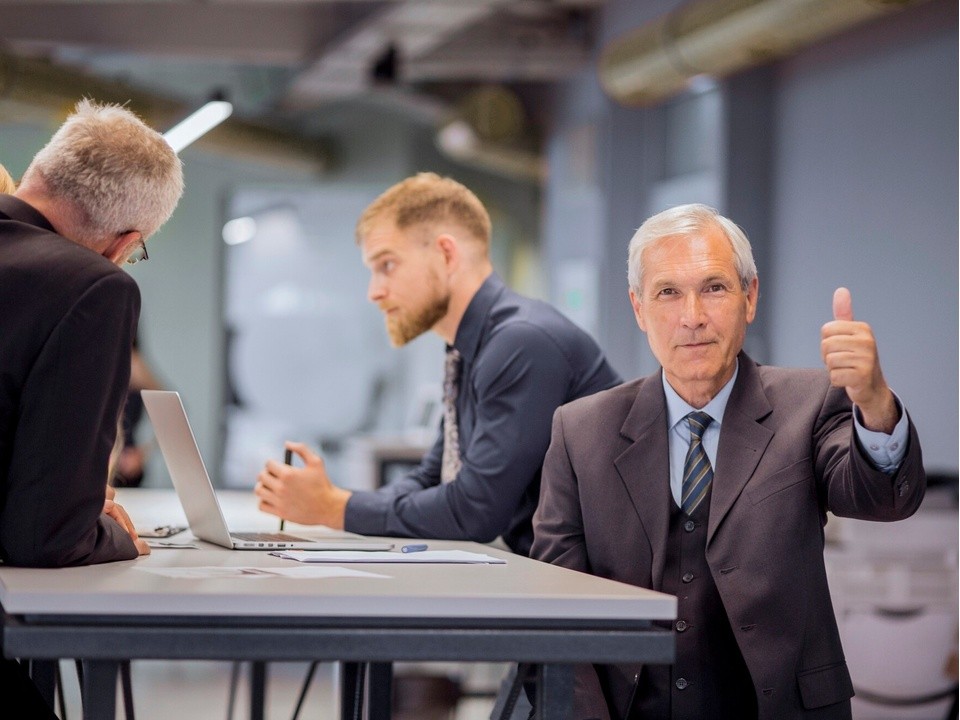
[254,172,621,557]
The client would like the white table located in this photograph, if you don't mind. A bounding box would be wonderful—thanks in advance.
[0,489,677,719]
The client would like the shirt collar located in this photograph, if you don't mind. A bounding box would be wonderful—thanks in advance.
[663,359,740,430]
[451,271,502,363]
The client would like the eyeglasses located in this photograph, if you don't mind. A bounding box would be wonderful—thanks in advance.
[125,237,149,265]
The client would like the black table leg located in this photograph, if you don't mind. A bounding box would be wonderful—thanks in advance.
[340,661,366,720]
[80,660,119,720]
[366,662,393,720]
[535,664,572,720]
[120,660,136,720]
[250,660,267,720]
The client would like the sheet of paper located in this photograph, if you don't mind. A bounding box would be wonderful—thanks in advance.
[270,550,506,564]
[136,525,189,539]
[137,566,389,579]
[145,539,200,549]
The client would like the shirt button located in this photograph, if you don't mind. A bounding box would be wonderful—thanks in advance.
[676,678,688,690]
[682,572,694,583]
[684,520,696,532]
[676,620,688,632]
[870,444,880,451]
[891,442,899,450]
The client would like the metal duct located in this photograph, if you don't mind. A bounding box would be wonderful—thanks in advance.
[598,0,932,106]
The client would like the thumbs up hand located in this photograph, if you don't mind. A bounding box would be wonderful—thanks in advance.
[821,288,898,433]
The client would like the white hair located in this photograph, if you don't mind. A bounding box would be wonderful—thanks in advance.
[21,99,184,244]
[627,203,757,295]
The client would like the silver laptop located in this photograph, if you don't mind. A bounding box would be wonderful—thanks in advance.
[141,390,394,551]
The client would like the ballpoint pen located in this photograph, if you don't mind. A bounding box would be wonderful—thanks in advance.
[401,544,428,553]
[280,448,292,532]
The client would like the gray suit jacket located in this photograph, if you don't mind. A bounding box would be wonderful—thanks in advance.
[531,352,925,720]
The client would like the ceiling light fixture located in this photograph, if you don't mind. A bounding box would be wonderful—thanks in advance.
[435,119,479,158]
[163,98,234,153]
[222,216,257,246]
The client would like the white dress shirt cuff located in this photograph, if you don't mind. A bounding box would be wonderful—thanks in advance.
[853,391,909,473]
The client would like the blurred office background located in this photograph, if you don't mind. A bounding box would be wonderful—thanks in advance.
[0,0,956,717]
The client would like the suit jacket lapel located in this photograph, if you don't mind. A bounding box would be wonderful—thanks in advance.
[614,375,671,590]
[708,354,774,546]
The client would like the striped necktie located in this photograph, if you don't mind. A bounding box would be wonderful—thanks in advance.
[681,411,714,515]
[440,348,462,483]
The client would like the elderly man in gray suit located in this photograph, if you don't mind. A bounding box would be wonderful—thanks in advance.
[531,203,925,720]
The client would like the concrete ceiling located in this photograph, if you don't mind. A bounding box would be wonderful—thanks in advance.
[0,0,604,143]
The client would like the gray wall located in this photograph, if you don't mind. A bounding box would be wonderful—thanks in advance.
[542,0,958,474]
[2,0,955,480]
[769,2,957,472]
[128,152,321,486]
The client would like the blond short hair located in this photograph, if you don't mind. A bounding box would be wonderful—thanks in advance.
[356,172,491,247]
[21,99,183,244]
[0,163,16,194]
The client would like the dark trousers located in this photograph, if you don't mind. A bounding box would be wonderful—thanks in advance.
[0,658,58,719]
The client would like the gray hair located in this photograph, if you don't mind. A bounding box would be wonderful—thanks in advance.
[627,203,757,295]
[21,99,183,244]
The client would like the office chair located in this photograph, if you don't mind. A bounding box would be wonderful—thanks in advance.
[842,606,958,720]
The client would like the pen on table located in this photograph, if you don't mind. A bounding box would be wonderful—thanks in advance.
[280,448,292,532]
[401,544,428,553]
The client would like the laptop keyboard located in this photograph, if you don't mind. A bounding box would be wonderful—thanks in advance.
[231,532,305,542]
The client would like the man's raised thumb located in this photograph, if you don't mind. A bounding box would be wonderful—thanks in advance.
[833,287,854,321]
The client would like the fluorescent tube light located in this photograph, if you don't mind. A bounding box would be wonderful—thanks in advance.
[163,100,233,153]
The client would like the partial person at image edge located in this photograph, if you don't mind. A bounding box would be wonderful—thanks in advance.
[0,103,183,715]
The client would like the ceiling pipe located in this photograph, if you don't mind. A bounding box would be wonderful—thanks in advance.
[598,0,933,106]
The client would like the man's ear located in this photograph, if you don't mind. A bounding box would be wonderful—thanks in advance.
[103,231,141,265]
[629,288,647,332]
[435,233,460,273]
[745,276,759,324]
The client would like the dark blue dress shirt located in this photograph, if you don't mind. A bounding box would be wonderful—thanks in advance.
[345,272,622,555]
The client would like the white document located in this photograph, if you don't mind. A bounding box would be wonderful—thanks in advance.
[270,550,506,564]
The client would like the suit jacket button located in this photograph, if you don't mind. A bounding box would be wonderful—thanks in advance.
[683,520,696,532]
[675,620,688,632]
[682,572,694,583]
[676,678,688,690]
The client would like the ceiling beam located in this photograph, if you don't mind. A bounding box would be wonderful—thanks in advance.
[0,54,329,172]
[0,3,365,64]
